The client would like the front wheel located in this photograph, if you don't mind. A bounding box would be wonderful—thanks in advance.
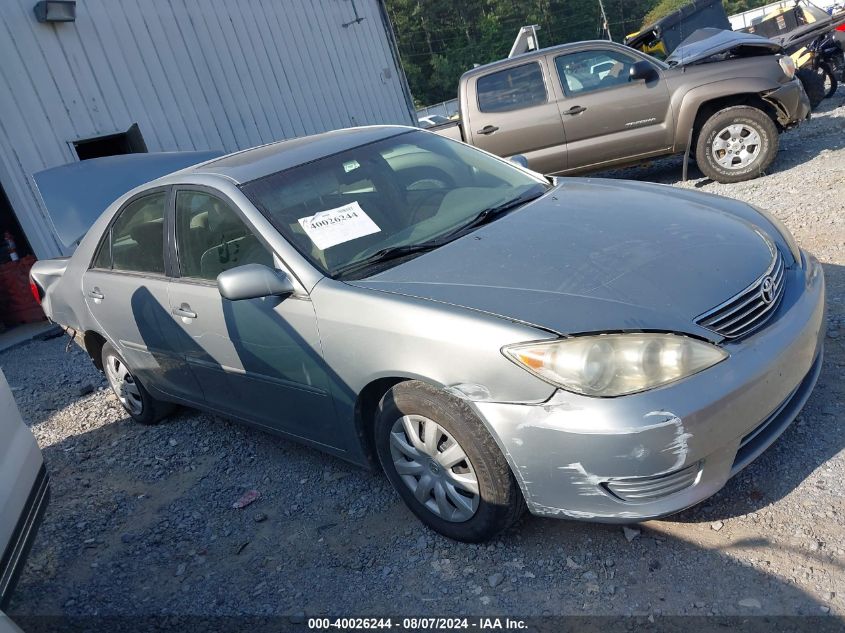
[695,106,779,183]
[101,342,174,425]
[375,381,525,542]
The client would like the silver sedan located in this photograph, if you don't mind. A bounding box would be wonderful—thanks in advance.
[31,126,825,541]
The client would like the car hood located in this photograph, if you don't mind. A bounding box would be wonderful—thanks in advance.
[349,179,777,340]
[667,28,782,66]
[34,151,222,250]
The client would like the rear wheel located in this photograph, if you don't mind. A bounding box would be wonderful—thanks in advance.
[101,342,174,425]
[695,106,779,183]
[797,66,825,108]
[375,381,525,542]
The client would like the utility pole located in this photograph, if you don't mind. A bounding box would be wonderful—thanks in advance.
[598,0,612,41]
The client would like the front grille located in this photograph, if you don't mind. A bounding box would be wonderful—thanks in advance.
[602,462,701,502]
[695,249,785,339]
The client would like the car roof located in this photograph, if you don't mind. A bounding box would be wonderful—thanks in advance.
[183,125,412,184]
[460,40,632,80]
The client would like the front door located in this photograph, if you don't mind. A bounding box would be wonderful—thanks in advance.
[469,59,568,174]
[552,47,674,170]
[167,188,339,447]
[82,189,200,401]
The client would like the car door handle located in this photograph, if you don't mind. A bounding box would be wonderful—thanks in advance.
[172,305,197,319]
[88,288,104,301]
[563,105,587,115]
[476,125,499,135]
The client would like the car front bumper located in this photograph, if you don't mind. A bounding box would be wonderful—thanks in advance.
[0,465,49,610]
[765,78,812,127]
[472,251,825,521]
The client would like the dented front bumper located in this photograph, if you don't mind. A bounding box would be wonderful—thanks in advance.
[472,252,825,521]
[764,78,812,127]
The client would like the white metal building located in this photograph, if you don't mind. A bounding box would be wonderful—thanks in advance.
[0,0,415,260]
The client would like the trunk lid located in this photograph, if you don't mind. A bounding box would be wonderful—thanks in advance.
[34,151,222,250]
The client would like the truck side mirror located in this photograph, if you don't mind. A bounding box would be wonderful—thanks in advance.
[630,61,658,82]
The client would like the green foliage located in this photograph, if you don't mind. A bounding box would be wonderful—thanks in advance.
[641,0,770,27]
[641,0,695,27]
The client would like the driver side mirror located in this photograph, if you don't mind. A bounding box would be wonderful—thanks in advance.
[629,61,658,82]
[217,264,295,301]
[509,155,529,168]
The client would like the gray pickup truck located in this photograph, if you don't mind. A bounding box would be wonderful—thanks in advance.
[432,30,811,183]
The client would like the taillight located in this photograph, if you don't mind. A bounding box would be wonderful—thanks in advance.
[30,279,43,304]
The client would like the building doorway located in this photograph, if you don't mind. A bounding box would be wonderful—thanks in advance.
[73,122,147,160]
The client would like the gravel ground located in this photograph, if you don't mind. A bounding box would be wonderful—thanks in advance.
[4,94,845,625]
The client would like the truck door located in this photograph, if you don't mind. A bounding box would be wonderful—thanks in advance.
[551,47,674,170]
[469,59,568,174]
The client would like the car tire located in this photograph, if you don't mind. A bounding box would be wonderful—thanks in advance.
[797,66,825,108]
[695,106,779,184]
[101,342,174,425]
[375,381,525,542]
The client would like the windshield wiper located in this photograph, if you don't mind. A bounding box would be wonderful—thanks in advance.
[443,185,547,238]
[334,241,445,279]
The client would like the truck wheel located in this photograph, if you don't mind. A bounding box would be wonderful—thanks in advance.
[695,106,779,184]
[797,67,825,108]
[101,342,175,425]
[375,381,525,542]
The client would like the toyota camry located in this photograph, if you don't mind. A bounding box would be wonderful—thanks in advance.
[31,127,825,541]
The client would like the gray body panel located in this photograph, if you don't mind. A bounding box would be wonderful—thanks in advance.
[30,127,825,521]
[438,38,809,175]
[0,370,47,608]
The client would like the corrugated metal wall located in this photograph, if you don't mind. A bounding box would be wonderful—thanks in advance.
[0,0,415,258]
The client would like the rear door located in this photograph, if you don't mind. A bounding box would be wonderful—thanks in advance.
[82,189,201,401]
[469,60,568,174]
[551,47,674,169]
[166,187,340,447]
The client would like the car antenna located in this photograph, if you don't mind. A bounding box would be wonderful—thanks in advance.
[598,0,613,40]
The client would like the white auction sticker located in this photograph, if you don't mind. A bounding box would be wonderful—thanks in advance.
[298,201,380,250]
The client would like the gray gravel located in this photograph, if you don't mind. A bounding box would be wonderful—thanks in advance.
[4,94,845,621]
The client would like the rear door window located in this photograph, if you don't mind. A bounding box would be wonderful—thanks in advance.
[476,63,547,112]
[108,192,167,275]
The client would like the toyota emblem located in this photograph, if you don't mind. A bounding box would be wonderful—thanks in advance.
[760,276,775,304]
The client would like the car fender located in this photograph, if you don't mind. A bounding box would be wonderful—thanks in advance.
[671,77,781,152]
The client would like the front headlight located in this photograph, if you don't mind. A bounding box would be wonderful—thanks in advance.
[503,333,728,397]
[779,55,796,79]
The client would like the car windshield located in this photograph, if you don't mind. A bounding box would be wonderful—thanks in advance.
[240,130,550,279]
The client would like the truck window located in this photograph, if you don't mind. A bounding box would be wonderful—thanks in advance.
[555,49,642,96]
[476,63,547,113]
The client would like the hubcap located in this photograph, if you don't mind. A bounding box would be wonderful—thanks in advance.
[711,123,762,170]
[104,354,143,416]
[388,415,480,522]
